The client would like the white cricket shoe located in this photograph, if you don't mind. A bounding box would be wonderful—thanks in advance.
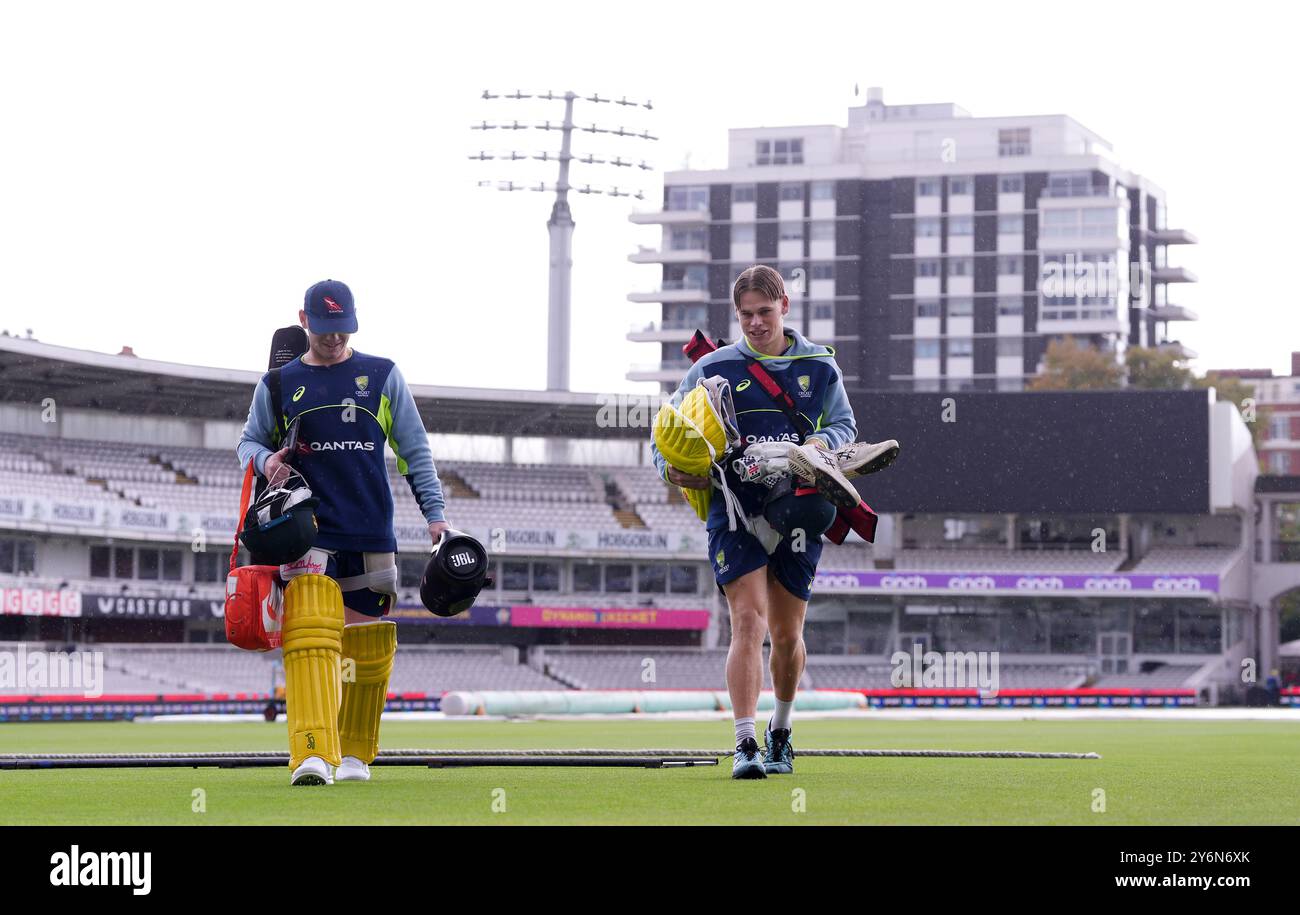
[335,755,372,782]
[785,442,861,510]
[290,755,333,786]
[832,439,900,478]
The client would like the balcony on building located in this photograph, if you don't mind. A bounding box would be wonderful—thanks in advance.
[626,360,691,384]
[629,245,709,264]
[628,206,710,226]
[1147,303,1199,322]
[626,279,709,304]
[1151,265,1198,283]
[1157,340,1198,360]
[626,318,700,344]
[1145,227,1198,245]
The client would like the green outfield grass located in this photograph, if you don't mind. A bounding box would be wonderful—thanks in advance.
[0,717,1296,825]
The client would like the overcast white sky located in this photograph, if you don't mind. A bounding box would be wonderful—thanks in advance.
[0,0,1293,393]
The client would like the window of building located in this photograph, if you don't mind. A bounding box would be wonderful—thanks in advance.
[948,216,973,236]
[916,259,940,278]
[114,547,134,580]
[779,183,804,201]
[997,337,1024,358]
[767,138,803,165]
[573,563,601,592]
[915,340,940,359]
[668,227,707,251]
[998,127,1031,157]
[1178,608,1221,654]
[779,222,804,241]
[1270,452,1289,474]
[917,178,941,197]
[731,224,755,244]
[916,299,940,318]
[810,221,835,241]
[1270,416,1291,440]
[532,562,559,591]
[733,184,756,203]
[999,174,1024,193]
[1046,171,1094,198]
[997,214,1023,235]
[669,564,699,594]
[605,564,633,593]
[666,186,708,211]
[915,217,941,238]
[1082,207,1119,237]
[947,298,973,317]
[90,545,111,579]
[810,180,834,200]
[948,176,973,196]
[0,538,35,575]
[1041,209,1077,237]
[947,338,974,358]
[997,297,1025,316]
[810,262,835,280]
[502,561,530,591]
[947,257,973,277]
[637,564,667,593]
[1133,605,1175,653]
[395,556,421,589]
[162,549,181,582]
[998,256,1022,275]
[812,301,834,321]
[195,551,225,584]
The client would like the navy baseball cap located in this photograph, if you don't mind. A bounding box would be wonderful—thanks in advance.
[303,279,358,335]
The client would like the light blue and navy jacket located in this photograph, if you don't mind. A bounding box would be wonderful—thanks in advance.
[650,330,856,530]
[237,350,445,552]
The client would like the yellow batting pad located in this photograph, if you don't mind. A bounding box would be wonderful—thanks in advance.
[339,621,397,765]
[282,573,345,770]
[653,377,738,521]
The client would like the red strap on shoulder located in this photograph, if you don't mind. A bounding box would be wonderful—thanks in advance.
[746,361,796,410]
[231,461,255,574]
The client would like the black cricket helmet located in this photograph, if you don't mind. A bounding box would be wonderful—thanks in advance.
[239,467,319,566]
[420,529,492,617]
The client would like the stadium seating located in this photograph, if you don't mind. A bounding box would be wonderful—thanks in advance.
[537,647,767,690]
[0,643,565,696]
[1129,547,1239,574]
[1090,664,1200,688]
[895,549,1125,573]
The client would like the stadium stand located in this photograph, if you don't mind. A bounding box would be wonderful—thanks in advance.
[894,549,1125,573]
[535,647,768,690]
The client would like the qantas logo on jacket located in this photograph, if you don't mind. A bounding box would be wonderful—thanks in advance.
[744,433,799,445]
[309,441,375,451]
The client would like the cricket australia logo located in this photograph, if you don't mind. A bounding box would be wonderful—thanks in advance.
[354,375,371,398]
[715,549,729,573]
[797,374,812,397]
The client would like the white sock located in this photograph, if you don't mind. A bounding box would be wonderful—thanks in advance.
[734,716,756,745]
[771,698,794,732]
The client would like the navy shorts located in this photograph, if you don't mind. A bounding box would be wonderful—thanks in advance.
[325,550,392,618]
[707,525,823,602]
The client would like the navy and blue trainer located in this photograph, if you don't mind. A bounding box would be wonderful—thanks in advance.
[732,736,767,779]
[763,725,795,775]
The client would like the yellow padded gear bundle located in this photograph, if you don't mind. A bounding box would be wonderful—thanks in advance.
[653,376,739,521]
[338,620,397,765]
[282,573,345,770]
